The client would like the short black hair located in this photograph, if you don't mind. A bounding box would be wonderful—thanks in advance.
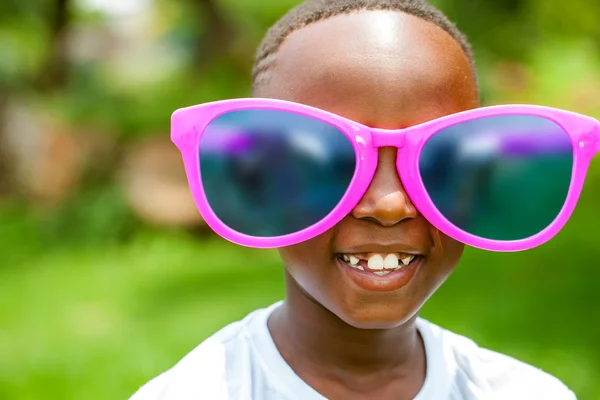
[252,0,476,94]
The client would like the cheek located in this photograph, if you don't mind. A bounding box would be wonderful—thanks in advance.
[278,235,334,292]
[428,228,465,284]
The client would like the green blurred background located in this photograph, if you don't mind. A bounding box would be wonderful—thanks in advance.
[1,0,599,399]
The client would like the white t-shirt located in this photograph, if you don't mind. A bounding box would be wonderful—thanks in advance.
[130,302,576,399]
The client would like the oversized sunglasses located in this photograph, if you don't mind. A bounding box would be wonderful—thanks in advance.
[171,98,600,252]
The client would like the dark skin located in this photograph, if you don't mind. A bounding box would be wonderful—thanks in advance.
[255,10,479,400]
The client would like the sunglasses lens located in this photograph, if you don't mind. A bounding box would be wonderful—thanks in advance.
[420,115,573,241]
[199,109,356,237]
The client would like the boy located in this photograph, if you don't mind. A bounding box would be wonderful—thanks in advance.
[131,1,578,398]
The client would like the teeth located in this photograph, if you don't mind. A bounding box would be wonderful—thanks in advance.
[401,256,415,266]
[383,254,399,269]
[340,255,364,271]
[367,254,384,270]
[340,253,418,273]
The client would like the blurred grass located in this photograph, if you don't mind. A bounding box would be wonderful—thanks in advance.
[0,227,285,399]
[1,169,599,399]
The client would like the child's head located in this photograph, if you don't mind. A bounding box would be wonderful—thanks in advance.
[251,0,479,329]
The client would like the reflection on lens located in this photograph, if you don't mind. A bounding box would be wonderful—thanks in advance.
[199,109,356,237]
[420,115,573,241]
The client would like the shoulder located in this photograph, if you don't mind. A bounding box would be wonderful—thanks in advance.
[129,305,275,400]
[418,319,577,399]
[128,337,232,400]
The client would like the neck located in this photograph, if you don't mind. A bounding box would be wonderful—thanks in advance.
[268,272,426,378]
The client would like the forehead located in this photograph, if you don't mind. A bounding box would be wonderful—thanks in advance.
[259,10,478,128]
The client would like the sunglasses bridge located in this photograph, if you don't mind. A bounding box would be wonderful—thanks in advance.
[370,128,408,148]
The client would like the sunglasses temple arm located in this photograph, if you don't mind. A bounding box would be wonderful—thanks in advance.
[593,119,600,156]
[171,109,198,152]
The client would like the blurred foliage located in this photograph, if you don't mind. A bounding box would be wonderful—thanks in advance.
[1,0,600,399]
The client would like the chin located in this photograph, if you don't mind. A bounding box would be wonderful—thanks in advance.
[332,300,420,330]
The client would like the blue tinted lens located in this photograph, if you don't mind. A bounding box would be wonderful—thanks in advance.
[420,115,573,241]
[199,109,356,237]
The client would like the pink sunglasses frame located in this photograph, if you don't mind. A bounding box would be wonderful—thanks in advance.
[172,98,600,252]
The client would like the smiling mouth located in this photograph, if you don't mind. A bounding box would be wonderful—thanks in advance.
[335,252,422,276]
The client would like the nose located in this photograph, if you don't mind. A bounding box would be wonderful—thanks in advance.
[352,147,418,226]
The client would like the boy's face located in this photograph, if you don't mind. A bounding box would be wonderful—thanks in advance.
[257,11,479,329]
